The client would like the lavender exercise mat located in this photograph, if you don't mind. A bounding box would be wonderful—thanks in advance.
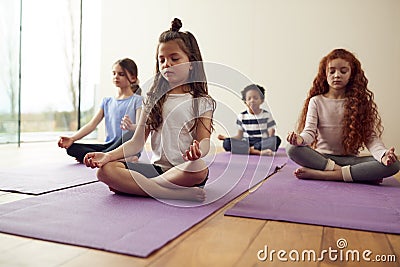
[0,152,287,257]
[225,160,400,234]
[0,162,97,195]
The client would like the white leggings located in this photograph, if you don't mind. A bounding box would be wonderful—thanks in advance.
[286,145,400,182]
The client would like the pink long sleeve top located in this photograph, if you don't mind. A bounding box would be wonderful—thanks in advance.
[300,95,387,162]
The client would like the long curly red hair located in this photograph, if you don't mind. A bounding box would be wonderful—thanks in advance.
[297,48,383,154]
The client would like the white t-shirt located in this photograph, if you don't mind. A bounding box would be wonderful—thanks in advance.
[150,93,214,170]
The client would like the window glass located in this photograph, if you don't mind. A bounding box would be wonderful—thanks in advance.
[0,0,100,144]
[21,0,81,142]
[0,0,20,143]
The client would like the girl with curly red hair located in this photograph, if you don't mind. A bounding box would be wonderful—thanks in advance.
[286,48,399,183]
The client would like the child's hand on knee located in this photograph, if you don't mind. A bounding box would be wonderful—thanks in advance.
[286,131,304,146]
[183,140,202,161]
[84,152,111,168]
[58,136,74,149]
[382,147,398,166]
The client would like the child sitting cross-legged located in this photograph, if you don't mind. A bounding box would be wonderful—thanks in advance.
[218,84,281,156]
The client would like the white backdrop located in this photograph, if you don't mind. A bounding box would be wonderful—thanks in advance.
[98,0,400,150]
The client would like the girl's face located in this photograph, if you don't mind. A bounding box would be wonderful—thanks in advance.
[112,64,135,89]
[158,40,191,88]
[326,58,351,91]
[245,89,264,113]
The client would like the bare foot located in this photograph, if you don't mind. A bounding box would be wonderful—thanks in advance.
[169,187,206,202]
[260,149,273,156]
[294,167,322,179]
[294,167,343,181]
[249,147,273,156]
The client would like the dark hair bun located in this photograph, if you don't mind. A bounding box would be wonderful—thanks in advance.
[170,18,182,32]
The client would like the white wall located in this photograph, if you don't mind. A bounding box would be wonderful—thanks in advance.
[99,0,400,150]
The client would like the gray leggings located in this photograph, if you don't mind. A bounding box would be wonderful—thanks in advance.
[286,144,400,182]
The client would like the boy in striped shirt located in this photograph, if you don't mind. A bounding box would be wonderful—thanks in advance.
[218,84,281,155]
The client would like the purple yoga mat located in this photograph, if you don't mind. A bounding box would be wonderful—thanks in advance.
[225,160,400,234]
[203,148,288,192]
[0,152,288,257]
[0,162,98,195]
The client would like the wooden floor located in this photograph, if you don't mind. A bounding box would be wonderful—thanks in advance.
[0,142,399,267]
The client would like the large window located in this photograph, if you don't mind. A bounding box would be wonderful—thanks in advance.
[0,0,20,143]
[0,0,100,144]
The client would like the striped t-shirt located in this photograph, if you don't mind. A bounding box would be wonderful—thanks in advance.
[236,109,276,138]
